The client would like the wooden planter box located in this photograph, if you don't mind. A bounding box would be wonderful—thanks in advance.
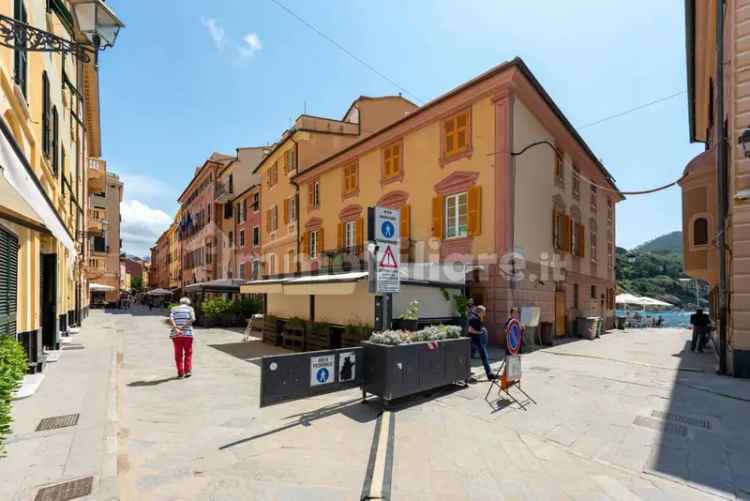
[306,324,342,351]
[363,337,470,406]
[283,323,306,352]
[342,327,370,348]
[262,318,283,346]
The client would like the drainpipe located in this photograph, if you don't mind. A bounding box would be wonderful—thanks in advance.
[289,136,301,274]
[716,0,728,374]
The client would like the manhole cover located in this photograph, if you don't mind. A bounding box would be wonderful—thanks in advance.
[633,415,687,437]
[651,410,711,430]
[36,414,79,432]
[34,476,93,501]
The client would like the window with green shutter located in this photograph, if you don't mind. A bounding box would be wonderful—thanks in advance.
[0,227,19,338]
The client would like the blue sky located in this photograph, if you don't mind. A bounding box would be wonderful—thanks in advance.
[100,0,703,257]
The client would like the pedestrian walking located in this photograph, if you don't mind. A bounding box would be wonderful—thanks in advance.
[169,297,196,378]
[690,308,711,352]
[468,305,496,380]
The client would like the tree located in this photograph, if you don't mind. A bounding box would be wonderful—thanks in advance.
[131,276,143,291]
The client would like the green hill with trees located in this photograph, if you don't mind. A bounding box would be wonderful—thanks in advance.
[616,231,706,309]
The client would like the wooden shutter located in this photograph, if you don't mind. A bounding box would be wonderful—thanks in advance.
[283,199,289,225]
[432,196,444,239]
[576,223,586,257]
[552,209,559,250]
[356,217,364,246]
[301,231,308,256]
[467,186,481,236]
[337,223,344,249]
[265,210,270,233]
[400,205,410,240]
[564,215,573,252]
[318,228,325,253]
[308,184,314,208]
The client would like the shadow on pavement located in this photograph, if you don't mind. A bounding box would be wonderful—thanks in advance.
[207,340,289,367]
[219,397,378,450]
[128,376,180,387]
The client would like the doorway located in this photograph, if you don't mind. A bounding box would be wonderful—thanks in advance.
[40,253,57,349]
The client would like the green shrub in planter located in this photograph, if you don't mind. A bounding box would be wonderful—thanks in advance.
[0,336,27,455]
[201,297,233,319]
[286,317,306,331]
[231,297,263,318]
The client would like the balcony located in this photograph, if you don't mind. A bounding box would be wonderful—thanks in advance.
[215,179,234,203]
[88,158,107,193]
[87,208,107,234]
[85,257,106,278]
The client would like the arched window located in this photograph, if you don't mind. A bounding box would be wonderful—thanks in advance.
[693,217,708,246]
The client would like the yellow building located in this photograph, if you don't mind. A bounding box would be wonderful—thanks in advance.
[255,96,417,276]
[85,167,122,305]
[248,58,622,334]
[168,210,182,289]
[0,0,123,370]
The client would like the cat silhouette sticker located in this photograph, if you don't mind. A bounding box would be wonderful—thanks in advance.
[339,352,356,382]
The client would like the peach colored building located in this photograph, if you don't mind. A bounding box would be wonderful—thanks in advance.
[255,96,417,277]
[681,0,750,377]
[293,58,622,334]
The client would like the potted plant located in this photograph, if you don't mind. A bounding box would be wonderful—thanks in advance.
[394,300,420,331]
[283,317,306,351]
[343,323,371,347]
[363,325,469,406]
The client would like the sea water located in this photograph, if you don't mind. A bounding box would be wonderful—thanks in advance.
[615,310,693,328]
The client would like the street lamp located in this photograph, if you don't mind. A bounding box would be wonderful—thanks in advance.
[0,0,124,62]
[738,127,750,159]
[69,0,124,50]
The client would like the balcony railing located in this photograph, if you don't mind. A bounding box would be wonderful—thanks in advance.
[87,208,107,234]
[214,179,234,203]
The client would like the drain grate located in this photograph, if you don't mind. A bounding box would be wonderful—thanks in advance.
[36,414,79,432]
[528,367,551,372]
[34,476,93,501]
[62,345,84,350]
[633,415,688,437]
[651,410,711,430]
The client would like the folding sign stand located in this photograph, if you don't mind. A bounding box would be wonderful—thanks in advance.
[484,358,536,411]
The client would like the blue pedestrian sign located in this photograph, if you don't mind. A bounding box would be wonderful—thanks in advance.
[310,355,334,386]
[381,221,395,239]
[373,207,400,244]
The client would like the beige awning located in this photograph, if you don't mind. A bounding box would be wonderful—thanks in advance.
[283,281,359,296]
[240,281,284,294]
[0,173,46,232]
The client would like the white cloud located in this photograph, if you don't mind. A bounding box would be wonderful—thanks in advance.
[119,173,178,208]
[238,33,262,58]
[120,200,172,257]
[200,16,226,51]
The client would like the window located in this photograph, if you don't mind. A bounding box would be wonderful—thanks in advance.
[607,230,614,269]
[253,226,260,246]
[343,162,358,194]
[554,152,564,185]
[445,192,468,239]
[13,0,28,98]
[252,192,260,211]
[553,209,572,252]
[309,180,320,209]
[344,221,357,251]
[61,149,66,197]
[590,225,598,262]
[267,162,278,187]
[590,184,598,211]
[694,217,709,246]
[383,142,402,179]
[51,106,59,175]
[252,260,260,279]
[271,205,278,232]
[572,165,581,200]
[573,283,579,309]
[607,199,613,224]
[42,72,50,157]
[288,249,296,272]
[443,110,470,159]
[239,229,245,247]
[309,229,320,258]
[239,263,245,279]
[591,285,597,299]
[286,196,297,224]
[228,231,234,247]
[283,149,296,174]
[242,199,247,222]
[269,254,276,275]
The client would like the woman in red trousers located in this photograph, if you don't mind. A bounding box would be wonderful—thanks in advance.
[168,297,196,378]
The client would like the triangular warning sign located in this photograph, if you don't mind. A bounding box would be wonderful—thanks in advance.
[379,245,399,269]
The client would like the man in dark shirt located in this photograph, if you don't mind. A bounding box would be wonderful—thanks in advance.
[690,308,711,352]
[468,305,496,380]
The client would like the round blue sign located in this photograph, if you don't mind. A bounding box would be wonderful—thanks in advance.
[316,367,330,383]
[381,221,395,239]
[506,319,522,355]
